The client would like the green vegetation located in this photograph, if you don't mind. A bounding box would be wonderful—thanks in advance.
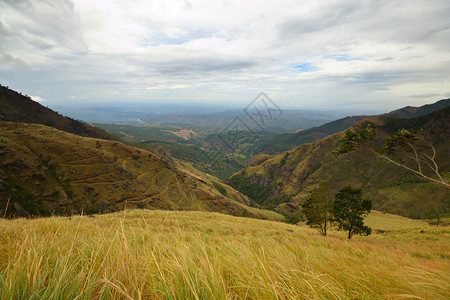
[230,107,449,219]
[301,182,333,235]
[0,122,281,220]
[212,181,228,196]
[226,174,271,204]
[333,185,372,240]
[333,123,449,188]
[95,123,256,179]
[226,174,291,209]
[255,116,367,154]
[301,183,373,239]
[138,141,244,179]
[0,210,448,299]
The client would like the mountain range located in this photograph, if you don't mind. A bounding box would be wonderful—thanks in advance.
[0,86,282,220]
[0,84,448,220]
[227,103,449,219]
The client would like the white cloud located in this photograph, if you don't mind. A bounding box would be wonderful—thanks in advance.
[146,85,166,90]
[170,84,190,89]
[31,95,46,103]
[0,0,449,110]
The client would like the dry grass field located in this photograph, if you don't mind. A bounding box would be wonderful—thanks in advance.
[0,209,448,299]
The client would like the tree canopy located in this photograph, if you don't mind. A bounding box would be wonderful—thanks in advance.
[333,185,372,240]
[301,182,333,236]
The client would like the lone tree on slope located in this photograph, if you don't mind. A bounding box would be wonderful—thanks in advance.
[301,181,333,236]
[333,185,372,240]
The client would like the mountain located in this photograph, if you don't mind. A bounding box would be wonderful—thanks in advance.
[0,122,282,221]
[255,98,450,155]
[388,98,450,118]
[0,85,117,141]
[227,106,450,219]
[256,115,368,154]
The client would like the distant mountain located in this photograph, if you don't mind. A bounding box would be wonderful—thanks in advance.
[57,104,347,133]
[256,115,368,154]
[256,98,450,154]
[227,106,449,219]
[388,98,450,118]
[0,122,282,220]
[0,85,117,141]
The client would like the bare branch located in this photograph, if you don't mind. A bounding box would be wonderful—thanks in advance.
[368,147,449,189]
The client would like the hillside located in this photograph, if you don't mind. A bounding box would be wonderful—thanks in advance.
[256,115,368,154]
[92,99,450,180]
[1,209,448,299]
[255,98,450,155]
[228,107,450,218]
[0,122,282,220]
[388,98,450,118]
[0,85,117,141]
[95,122,276,180]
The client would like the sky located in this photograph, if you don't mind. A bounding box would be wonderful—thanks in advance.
[0,0,449,111]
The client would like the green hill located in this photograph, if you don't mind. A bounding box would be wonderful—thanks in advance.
[0,122,282,221]
[255,98,450,155]
[227,107,450,219]
[388,98,450,118]
[255,115,368,154]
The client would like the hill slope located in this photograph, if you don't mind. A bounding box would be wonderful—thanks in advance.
[228,107,450,218]
[257,115,368,154]
[255,98,450,155]
[388,98,450,118]
[0,85,117,140]
[0,122,282,220]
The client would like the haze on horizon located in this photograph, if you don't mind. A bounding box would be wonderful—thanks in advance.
[0,0,449,112]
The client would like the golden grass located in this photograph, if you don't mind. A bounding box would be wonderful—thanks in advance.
[0,210,449,299]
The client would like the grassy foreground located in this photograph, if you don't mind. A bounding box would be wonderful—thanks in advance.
[0,210,449,299]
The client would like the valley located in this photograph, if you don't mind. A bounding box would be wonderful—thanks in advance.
[1,85,448,222]
[90,98,450,220]
[0,86,448,300]
[0,122,281,221]
[2,1,449,298]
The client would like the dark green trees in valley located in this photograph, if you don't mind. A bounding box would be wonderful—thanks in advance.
[301,182,333,236]
[333,185,372,240]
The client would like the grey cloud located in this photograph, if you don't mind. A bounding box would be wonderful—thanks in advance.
[0,0,33,6]
[407,93,447,98]
[0,53,29,71]
[151,58,256,76]
[0,0,85,60]
[115,53,258,79]
[354,1,450,48]
[278,1,374,40]
[1,0,449,108]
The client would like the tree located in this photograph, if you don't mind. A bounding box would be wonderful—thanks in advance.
[301,182,333,236]
[333,185,372,240]
[427,206,444,227]
[332,124,449,189]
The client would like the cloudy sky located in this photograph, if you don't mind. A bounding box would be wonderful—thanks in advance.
[0,0,449,111]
